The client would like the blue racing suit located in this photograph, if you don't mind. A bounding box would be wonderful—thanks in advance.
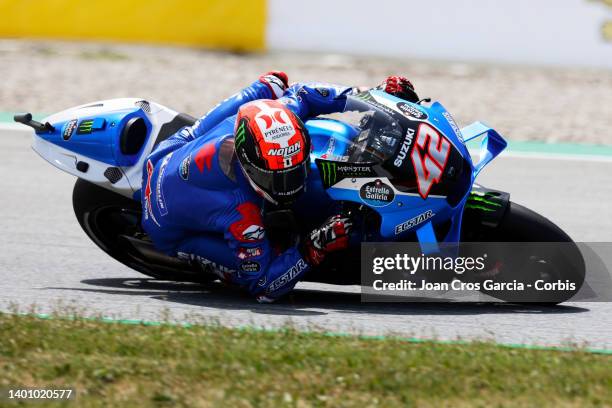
[141,79,354,300]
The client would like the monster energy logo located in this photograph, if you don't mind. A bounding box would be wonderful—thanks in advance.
[235,121,246,149]
[318,160,375,188]
[466,191,503,212]
[319,161,338,187]
[355,92,373,101]
[77,119,94,134]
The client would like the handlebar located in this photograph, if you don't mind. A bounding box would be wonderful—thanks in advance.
[14,112,55,133]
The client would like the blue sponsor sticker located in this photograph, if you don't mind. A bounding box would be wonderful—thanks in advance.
[179,154,190,181]
[156,153,172,216]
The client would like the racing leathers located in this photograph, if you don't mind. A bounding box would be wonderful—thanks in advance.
[141,78,354,301]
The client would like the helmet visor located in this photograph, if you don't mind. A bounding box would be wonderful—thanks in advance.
[241,156,310,203]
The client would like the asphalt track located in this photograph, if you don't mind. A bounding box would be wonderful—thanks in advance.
[1,125,611,350]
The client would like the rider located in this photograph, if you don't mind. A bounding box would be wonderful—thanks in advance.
[141,72,418,302]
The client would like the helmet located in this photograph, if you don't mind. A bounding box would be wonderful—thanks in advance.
[234,99,310,205]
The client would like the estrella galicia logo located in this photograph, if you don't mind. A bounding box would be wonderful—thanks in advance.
[179,154,191,181]
[62,119,78,141]
[396,102,428,120]
[359,179,395,207]
[240,261,261,273]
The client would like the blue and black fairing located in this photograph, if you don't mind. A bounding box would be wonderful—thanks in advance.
[302,91,507,251]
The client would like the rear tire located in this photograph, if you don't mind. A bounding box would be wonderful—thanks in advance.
[72,179,211,283]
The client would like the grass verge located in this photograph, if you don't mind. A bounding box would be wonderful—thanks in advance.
[0,313,610,407]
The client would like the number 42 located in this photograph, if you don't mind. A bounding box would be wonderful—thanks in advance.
[410,123,451,199]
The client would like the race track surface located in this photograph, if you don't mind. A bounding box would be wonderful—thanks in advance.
[1,130,611,350]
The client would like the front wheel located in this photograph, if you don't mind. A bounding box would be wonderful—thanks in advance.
[462,201,585,304]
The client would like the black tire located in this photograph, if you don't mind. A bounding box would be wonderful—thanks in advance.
[72,179,211,283]
[462,201,585,304]
[305,201,586,303]
[465,201,572,242]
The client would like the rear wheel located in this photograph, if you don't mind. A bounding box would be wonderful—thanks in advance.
[72,179,212,283]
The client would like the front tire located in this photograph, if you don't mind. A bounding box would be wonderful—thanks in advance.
[462,201,585,304]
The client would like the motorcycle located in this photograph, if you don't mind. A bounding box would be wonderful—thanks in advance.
[16,90,585,303]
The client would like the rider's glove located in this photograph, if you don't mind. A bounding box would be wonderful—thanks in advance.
[301,215,353,266]
[377,75,419,103]
[259,71,289,99]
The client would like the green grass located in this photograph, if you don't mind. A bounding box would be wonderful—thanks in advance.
[0,313,610,407]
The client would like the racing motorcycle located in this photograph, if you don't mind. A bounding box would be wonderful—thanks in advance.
[16,90,585,303]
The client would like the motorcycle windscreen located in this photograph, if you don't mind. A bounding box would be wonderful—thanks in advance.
[338,96,406,163]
